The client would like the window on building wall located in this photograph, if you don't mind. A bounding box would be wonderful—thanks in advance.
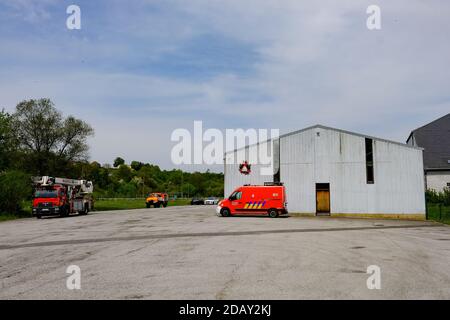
[365,138,374,184]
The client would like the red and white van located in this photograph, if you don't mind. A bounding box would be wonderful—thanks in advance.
[216,183,287,218]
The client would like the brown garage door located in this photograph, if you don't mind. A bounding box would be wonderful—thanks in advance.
[316,183,330,215]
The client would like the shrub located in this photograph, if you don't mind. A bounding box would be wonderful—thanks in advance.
[443,187,450,206]
[426,188,450,206]
[426,189,440,203]
[0,170,31,214]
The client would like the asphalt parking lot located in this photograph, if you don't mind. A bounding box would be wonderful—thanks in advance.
[0,206,449,299]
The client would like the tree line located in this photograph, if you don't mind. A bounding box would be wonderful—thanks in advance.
[0,98,223,216]
[78,158,224,199]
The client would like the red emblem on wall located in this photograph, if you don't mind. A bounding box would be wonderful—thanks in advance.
[239,161,251,175]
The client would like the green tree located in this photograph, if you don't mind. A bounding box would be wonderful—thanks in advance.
[117,182,138,198]
[130,160,144,171]
[0,170,31,214]
[12,99,94,175]
[189,172,206,195]
[116,164,133,183]
[113,157,125,168]
[137,165,159,189]
[0,110,16,170]
[181,183,196,198]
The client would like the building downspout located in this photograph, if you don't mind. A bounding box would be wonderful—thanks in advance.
[424,168,428,220]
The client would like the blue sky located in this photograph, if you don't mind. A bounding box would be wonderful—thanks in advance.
[0,0,449,170]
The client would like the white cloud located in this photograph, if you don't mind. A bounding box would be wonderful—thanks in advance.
[0,0,57,23]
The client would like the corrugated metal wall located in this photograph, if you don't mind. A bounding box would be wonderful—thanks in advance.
[224,140,274,197]
[279,129,316,213]
[280,127,425,215]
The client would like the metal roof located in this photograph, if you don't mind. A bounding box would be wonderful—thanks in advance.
[225,124,423,155]
[407,113,450,170]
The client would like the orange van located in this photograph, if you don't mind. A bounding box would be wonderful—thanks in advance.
[217,183,287,218]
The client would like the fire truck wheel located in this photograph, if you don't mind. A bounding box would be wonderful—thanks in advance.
[220,208,230,217]
[268,208,278,218]
[60,206,69,217]
[83,204,89,215]
[78,204,88,215]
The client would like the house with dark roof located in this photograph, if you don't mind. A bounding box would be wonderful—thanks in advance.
[407,113,450,191]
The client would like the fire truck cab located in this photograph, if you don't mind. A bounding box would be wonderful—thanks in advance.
[216,183,287,218]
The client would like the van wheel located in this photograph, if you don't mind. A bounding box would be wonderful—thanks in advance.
[268,209,278,218]
[221,208,230,217]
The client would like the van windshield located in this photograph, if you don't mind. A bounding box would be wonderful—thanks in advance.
[229,191,242,200]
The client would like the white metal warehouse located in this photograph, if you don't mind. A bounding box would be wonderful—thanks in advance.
[224,125,426,220]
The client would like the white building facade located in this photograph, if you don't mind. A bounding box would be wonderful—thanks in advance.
[425,171,450,192]
[224,125,426,220]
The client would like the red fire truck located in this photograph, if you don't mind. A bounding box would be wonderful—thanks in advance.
[216,183,287,218]
[32,176,94,219]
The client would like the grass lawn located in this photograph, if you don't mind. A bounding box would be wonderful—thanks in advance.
[0,206,33,222]
[0,198,192,222]
[427,203,450,225]
[93,198,191,211]
[0,214,23,222]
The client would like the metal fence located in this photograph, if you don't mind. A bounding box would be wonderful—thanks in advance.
[426,202,450,223]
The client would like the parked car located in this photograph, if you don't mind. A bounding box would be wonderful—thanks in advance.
[204,197,219,205]
[191,197,204,205]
